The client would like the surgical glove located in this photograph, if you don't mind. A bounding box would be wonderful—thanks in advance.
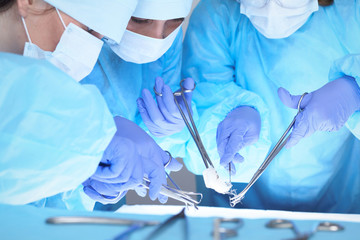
[83,121,144,204]
[216,106,261,175]
[278,76,360,148]
[137,77,195,137]
[83,179,128,205]
[114,116,182,202]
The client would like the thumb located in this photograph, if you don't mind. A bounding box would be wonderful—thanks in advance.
[278,87,312,110]
[183,78,195,103]
[154,76,165,95]
[160,150,183,172]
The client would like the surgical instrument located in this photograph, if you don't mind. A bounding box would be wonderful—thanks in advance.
[266,219,344,240]
[212,218,243,240]
[230,93,308,207]
[46,216,159,226]
[155,79,233,195]
[146,208,188,240]
[46,216,159,240]
[141,177,202,210]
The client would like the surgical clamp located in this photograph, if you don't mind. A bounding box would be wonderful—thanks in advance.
[212,218,243,240]
[230,93,308,206]
[141,176,202,210]
[266,219,344,240]
[154,80,214,169]
[155,80,233,195]
[47,216,159,240]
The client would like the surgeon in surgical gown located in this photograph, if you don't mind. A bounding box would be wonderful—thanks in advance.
[82,0,194,163]
[0,0,172,210]
[181,0,360,213]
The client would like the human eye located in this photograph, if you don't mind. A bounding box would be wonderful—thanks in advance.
[130,17,152,24]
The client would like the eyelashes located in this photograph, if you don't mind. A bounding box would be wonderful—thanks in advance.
[130,17,184,25]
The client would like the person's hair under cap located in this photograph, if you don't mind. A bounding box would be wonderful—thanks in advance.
[133,0,193,20]
[44,0,138,43]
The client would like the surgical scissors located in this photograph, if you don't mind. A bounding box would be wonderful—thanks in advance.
[230,93,308,206]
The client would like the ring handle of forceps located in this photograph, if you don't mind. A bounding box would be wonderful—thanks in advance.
[153,79,196,97]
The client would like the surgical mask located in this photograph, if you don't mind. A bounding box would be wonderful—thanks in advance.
[239,0,319,39]
[104,25,182,64]
[22,9,103,81]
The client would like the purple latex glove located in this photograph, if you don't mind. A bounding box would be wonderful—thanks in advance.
[216,106,261,175]
[137,77,195,137]
[83,179,128,204]
[278,76,360,148]
[84,116,182,204]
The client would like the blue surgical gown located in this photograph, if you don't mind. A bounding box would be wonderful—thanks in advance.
[82,29,190,158]
[182,0,360,213]
[0,53,116,210]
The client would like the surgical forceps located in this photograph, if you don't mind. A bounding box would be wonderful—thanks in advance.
[47,216,159,240]
[141,151,202,209]
[154,79,214,169]
[141,176,202,210]
[266,219,344,240]
[230,93,308,206]
[212,218,243,240]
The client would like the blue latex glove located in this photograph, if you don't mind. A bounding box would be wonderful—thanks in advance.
[278,76,360,148]
[216,106,261,175]
[137,77,195,137]
[84,116,182,204]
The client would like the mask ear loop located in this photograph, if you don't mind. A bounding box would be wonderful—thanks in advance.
[21,17,32,43]
[55,8,66,29]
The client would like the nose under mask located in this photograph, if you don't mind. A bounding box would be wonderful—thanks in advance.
[22,9,103,81]
[240,0,319,39]
[104,24,182,64]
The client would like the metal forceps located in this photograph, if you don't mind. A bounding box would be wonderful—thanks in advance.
[266,219,344,240]
[230,93,308,206]
[46,216,159,240]
[154,79,214,169]
[212,218,243,240]
[141,176,202,209]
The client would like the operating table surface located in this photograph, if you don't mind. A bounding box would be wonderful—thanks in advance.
[1,204,360,240]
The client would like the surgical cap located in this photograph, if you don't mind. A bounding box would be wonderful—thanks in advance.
[44,0,138,43]
[133,0,193,20]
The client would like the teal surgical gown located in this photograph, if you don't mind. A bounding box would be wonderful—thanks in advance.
[0,53,116,210]
[82,29,191,158]
[182,0,360,213]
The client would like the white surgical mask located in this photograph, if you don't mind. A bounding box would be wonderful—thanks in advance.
[239,0,319,39]
[22,9,103,81]
[104,25,181,64]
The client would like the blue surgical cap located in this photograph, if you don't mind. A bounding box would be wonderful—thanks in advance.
[133,0,193,20]
[44,0,138,43]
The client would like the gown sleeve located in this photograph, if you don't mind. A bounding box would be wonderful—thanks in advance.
[329,54,360,139]
[181,0,271,182]
[0,53,116,205]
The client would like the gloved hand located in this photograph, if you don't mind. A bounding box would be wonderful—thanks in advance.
[278,76,360,148]
[216,106,261,175]
[83,178,128,204]
[84,116,183,204]
[83,135,144,204]
[137,77,195,137]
